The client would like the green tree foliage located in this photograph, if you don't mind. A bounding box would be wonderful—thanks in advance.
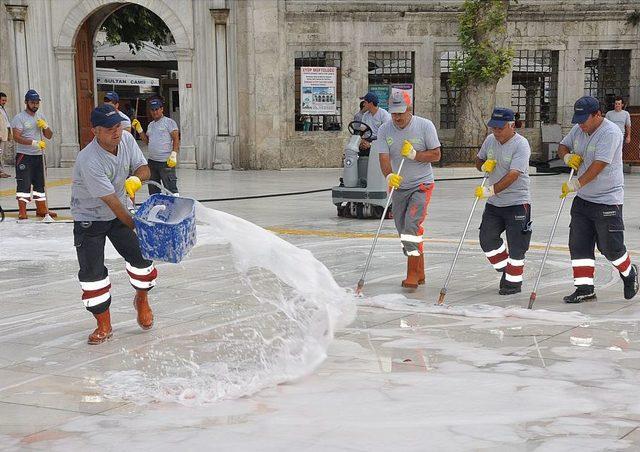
[450,0,514,88]
[102,4,174,54]
[626,10,640,26]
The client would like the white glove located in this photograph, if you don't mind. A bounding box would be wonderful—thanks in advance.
[31,140,46,151]
[400,140,416,160]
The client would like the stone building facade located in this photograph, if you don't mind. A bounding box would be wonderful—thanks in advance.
[1,0,639,169]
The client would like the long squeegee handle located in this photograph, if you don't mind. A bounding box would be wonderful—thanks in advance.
[356,158,406,293]
[528,168,575,309]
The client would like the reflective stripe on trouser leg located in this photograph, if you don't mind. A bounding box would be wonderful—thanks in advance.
[394,183,434,257]
[126,262,157,290]
[80,276,112,311]
[505,258,524,283]
[32,191,46,201]
[569,198,597,287]
[485,242,509,271]
[16,192,31,203]
[572,258,595,286]
[611,252,632,277]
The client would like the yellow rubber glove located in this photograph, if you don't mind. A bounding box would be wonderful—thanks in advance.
[386,173,403,190]
[167,151,178,168]
[131,119,143,134]
[481,159,497,173]
[400,140,416,160]
[125,176,142,198]
[36,119,48,129]
[474,185,495,199]
[560,179,581,199]
[563,153,583,171]
[31,140,46,151]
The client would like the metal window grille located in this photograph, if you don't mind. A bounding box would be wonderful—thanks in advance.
[511,50,559,127]
[584,49,631,111]
[440,51,463,129]
[367,51,414,85]
[294,51,342,131]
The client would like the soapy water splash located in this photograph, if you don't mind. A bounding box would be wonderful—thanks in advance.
[360,293,590,324]
[100,203,357,405]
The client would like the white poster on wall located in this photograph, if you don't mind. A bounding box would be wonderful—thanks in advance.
[300,67,337,115]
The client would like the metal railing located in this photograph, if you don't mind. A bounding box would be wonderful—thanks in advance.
[438,146,479,167]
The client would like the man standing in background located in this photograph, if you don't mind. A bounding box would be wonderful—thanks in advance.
[131,98,180,196]
[605,96,631,145]
[0,92,11,178]
[103,91,132,133]
[10,89,55,219]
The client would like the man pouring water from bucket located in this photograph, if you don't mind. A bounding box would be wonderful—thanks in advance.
[71,105,157,345]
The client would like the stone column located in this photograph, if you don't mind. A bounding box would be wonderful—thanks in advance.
[175,48,197,169]
[557,38,584,130]
[495,70,513,112]
[5,4,29,109]
[54,46,79,167]
[629,50,640,107]
[213,9,229,135]
[211,8,234,170]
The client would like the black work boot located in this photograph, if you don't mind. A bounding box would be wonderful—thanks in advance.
[563,285,597,303]
[499,283,522,295]
[498,272,521,295]
[621,264,639,300]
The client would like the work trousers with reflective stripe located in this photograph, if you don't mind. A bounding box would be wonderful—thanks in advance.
[569,196,631,288]
[15,153,46,202]
[74,218,157,314]
[479,203,532,285]
[391,183,434,256]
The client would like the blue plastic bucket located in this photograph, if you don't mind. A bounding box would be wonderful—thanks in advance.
[134,194,197,263]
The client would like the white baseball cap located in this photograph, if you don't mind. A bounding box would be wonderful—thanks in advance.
[388,90,412,113]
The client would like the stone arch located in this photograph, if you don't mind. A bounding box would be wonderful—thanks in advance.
[56,0,192,49]
[55,0,195,167]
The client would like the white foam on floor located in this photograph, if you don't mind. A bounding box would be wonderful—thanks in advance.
[360,293,589,323]
[98,203,357,404]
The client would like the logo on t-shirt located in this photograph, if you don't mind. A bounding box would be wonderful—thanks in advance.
[386,137,394,146]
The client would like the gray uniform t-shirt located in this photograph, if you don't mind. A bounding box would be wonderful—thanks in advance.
[362,108,391,140]
[560,118,624,205]
[477,133,531,207]
[11,110,47,156]
[118,110,132,129]
[604,110,630,134]
[147,116,178,161]
[374,115,441,189]
[71,131,147,221]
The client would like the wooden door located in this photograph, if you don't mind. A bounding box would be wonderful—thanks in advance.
[74,19,95,148]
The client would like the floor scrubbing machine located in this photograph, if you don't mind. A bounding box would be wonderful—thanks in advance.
[332,121,391,219]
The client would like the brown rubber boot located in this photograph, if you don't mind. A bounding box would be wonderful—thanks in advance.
[87,310,113,345]
[401,255,422,289]
[35,200,57,218]
[17,200,28,220]
[417,254,425,285]
[134,290,154,330]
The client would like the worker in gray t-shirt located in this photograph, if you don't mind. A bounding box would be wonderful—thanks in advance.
[604,96,631,145]
[558,96,638,304]
[132,98,180,196]
[475,107,532,296]
[373,90,440,289]
[71,104,157,345]
[10,89,55,220]
[358,91,391,154]
[103,91,132,133]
